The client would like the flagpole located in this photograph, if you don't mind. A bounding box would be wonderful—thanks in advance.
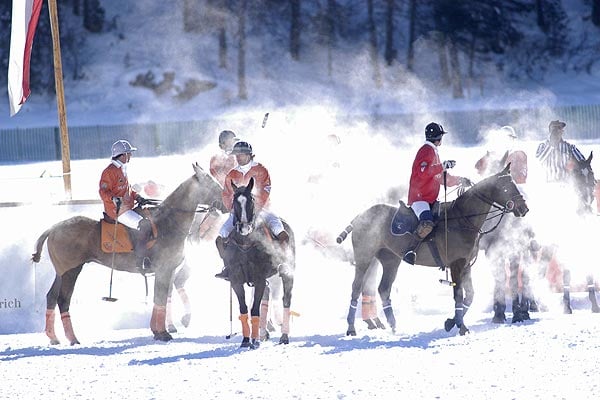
[48,0,72,199]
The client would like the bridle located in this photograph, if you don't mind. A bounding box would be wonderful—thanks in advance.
[452,174,525,235]
[233,192,256,236]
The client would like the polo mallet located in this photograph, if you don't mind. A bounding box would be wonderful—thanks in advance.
[225,283,237,339]
[102,198,121,302]
[439,170,454,287]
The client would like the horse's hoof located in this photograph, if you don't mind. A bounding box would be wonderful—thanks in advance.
[444,318,456,332]
[492,313,506,324]
[181,313,191,327]
[346,327,357,336]
[260,331,270,341]
[168,324,178,333]
[70,339,80,346]
[564,306,573,314]
[592,306,600,313]
[154,331,173,341]
[279,334,289,345]
[251,339,260,349]
[459,325,470,336]
[364,319,378,330]
[240,337,251,348]
[511,314,523,324]
[529,301,539,312]
[49,338,60,345]
[374,317,386,329]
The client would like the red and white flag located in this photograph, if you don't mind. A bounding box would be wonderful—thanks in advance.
[8,0,43,116]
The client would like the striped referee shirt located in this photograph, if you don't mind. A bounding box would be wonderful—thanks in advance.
[535,139,585,182]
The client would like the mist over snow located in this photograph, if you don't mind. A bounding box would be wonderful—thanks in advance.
[2,1,600,399]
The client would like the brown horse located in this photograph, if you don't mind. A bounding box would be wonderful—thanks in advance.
[337,165,529,336]
[31,163,226,344]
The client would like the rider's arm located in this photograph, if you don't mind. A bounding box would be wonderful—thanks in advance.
[253,165,272,211]
[222,173,235,211]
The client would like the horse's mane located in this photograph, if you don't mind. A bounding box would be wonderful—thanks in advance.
[154,167,222,219]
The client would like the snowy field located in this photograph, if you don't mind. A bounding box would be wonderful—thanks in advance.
[1,126,599,399]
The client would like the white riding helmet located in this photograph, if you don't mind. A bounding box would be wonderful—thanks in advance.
[111,140,137,158]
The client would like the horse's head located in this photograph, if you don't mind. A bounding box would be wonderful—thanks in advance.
[568,151,595,214]
[192,162,228,213]
[232,177,256,236]
[478,163,529,217]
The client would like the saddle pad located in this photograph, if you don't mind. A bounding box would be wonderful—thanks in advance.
[390,206,417,236]
[101,220,134,253]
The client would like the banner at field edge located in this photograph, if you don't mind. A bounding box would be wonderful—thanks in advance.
[8,0,44,116]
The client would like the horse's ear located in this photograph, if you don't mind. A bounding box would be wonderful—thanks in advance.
[193,162,204,176]
[247,177,255,193]
[501,162,511,175]
[231,181,238,191]
[588,151,593,163]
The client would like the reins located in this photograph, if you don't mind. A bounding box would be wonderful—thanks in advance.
[447,181,522,235]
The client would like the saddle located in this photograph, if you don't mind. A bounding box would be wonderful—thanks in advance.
[390,201,448,269]
[100,209,157,253]
[390,201,443,236]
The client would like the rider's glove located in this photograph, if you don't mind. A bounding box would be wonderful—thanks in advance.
[442,160,456,170]
[136,194,151,206]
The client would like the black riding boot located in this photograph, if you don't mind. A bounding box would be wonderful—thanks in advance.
[415,210,434,239]
[214,236,229,280]
[135,218,152,270]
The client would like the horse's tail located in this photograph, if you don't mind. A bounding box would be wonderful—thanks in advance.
[336,223,354,244]
[31,229,51,263]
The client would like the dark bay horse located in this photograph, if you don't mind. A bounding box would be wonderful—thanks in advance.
[337,165,529,336]
[31,163,226,344]
[223,178,295,349]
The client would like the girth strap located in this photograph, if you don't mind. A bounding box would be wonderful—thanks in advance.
[426,239,447,271]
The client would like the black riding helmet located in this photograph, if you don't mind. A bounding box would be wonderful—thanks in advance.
[425,122,447,142]
[231,140,253,155]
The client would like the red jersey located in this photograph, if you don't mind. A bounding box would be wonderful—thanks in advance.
[408,142,459,205]
[99,161,138,219]
[222,162,271,211]
[475,150,527,184]
[209,151,237,187]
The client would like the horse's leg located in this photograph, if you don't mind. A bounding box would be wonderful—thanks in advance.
[562,268,573,314]
[586,275,600,313]
[151,268,175,341]
[249,280,266,349]
[519,254,532,319]
[279,266,294,344]
[509,255,527,323]
[377,250,400,333]
[45,274,62,345]
[57,266,83,345]
[174,263,192,327]
[259,284,270,341]
[231,283,251,348]
[362,263,383,329]
[346,262,369,336]
[445,262,470,335]
[491,255,507,324]
[166,279,177,333]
